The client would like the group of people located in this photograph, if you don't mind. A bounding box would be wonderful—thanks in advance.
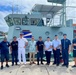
[0,32,76,70]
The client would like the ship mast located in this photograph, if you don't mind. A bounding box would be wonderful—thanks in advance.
[12,0,14,14]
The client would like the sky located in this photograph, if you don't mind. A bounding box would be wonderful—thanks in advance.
[0,0,48,32]
[0,0,76,32]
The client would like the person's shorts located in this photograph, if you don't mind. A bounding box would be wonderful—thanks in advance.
[1,53,9,62]
[73,50,76,57]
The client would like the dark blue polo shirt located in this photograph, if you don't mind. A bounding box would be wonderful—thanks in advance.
[36,41,44,51]
[11,41,18,51]
[0,41,10,54]
[61,39,71,50]
[72,38,76,49]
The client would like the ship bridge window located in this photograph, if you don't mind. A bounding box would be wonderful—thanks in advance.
[22,18,29,25]
[30,18,40,25]
[6,20,13,26]
[13,18,21,25]
[6,17,13,26]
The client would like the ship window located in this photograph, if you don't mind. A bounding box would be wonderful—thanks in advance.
[6,17,14,26]
[30,18,39,25]
[22,18,28,25]
[13,18,21,25]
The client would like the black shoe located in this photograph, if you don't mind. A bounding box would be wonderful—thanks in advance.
[66,65,68,68]
[72,65,76,68]
[16,63,18,65]
[37,63,39,65]
[56,64,59,66]
[6,64,9,67]
[1,66,3,70]
[41,63,44,65]
[46,63,50,65]
[15,63,18,65]
[62,64,65,66]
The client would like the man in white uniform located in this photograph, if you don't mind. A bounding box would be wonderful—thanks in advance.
[17,32,28,64]
[52,35,61,66]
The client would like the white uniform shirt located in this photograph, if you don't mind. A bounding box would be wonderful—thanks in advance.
[17,37,28,48]
[52,39,61,49]
[44,41,52,51]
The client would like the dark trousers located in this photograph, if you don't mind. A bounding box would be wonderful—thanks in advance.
[1,53,9,62]
[45,51,51,64]
[37,51,43,64]
[62,49,69,66]
[12,50,18,65]
[53,49,60,65]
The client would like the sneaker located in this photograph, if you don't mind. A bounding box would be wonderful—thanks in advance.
[72,65,76,68]
[1,66,3,70]
[6,64,9,67]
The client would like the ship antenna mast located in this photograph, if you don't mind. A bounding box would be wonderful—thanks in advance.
[12,0,14,14]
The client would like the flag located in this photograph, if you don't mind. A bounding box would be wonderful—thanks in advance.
[22,30,32,38]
